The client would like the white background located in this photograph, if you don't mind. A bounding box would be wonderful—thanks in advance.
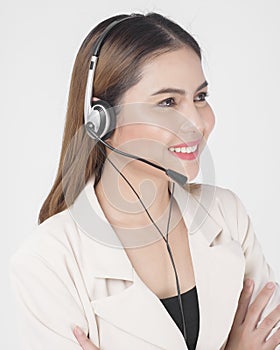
[2,0,280,348]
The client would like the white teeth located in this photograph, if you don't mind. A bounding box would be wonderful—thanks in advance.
[169,145,198,153]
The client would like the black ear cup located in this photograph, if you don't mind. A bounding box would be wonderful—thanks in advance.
[87,100,116,140]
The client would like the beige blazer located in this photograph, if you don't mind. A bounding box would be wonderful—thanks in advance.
[9,175,280,350]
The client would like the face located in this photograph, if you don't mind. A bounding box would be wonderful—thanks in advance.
[105,47,215,182]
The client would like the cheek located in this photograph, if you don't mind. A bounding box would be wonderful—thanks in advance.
[204,106,216,136]
[112,124,170,147]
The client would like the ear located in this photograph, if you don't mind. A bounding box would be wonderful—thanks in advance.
[92,97,100,103]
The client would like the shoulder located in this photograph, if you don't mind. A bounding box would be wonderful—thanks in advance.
[9,208,81,270]
[190,182,244,212]
[190,183,250,240]
[8,209,92,344]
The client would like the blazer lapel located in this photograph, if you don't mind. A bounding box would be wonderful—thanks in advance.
[188,228,246,349]
[176,184,246,348]
[72,176,246,349]
[92,271,189,349]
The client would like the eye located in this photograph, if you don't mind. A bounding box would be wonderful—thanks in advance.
[194,91,209,103]
[158,97,176,107]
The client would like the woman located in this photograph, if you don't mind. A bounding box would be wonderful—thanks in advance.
[9,12,280,350]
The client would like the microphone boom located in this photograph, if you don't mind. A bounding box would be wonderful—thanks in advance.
[85,122,188,187]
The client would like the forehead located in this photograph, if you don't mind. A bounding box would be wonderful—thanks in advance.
[139,47,204,92]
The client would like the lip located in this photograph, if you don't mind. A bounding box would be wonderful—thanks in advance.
[168,140,201,161]
[169,139,201,148]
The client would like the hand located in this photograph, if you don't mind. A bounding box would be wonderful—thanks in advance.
[225,279,280,350]
[73,326,99,350]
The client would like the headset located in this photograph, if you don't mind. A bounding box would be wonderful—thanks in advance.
[83,15,191,344]
[83,15,188,187]
[83,16,134,141]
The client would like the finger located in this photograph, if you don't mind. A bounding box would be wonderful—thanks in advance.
[263,326,280,350]
[257,305,280,341]
[232,278,254,327]
[246,282,276,331]
[73,326,99,350]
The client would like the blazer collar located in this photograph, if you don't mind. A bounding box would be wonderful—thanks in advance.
[70,175,245,349]
[70,174,223,281]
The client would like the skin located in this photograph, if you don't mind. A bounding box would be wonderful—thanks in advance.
[73,47,280,348]
[225,280,280,349]
[94,47,215,231]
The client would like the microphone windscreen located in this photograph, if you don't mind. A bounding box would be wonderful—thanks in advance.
[165,169,188,187]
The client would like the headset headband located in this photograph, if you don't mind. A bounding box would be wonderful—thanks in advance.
[84,15,141,122]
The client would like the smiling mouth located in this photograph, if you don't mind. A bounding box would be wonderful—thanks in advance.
[168,144,198,154]
[168,141,200,160]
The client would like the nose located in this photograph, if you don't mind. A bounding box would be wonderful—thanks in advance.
[179,104,205,138]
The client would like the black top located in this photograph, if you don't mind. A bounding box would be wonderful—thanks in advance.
[160,286,199,350]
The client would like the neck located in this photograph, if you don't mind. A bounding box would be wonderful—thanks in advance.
[94,153,187,248]
[94,153,181,231]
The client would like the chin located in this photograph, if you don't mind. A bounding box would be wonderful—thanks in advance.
[183,165,200,183]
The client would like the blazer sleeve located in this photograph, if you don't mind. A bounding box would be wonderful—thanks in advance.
[229,189,280,345]
[9,249,96,350]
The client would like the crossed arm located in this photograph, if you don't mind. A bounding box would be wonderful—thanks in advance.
[71,280,280,350]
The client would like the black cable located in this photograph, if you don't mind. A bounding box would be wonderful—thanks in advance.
[165,182,187,341]
[102,152,188,342]
[166,182,175,244]
[106,156,168,243]
[86,124,187,341]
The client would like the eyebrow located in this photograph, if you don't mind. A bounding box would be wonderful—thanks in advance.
[150,80,208,96]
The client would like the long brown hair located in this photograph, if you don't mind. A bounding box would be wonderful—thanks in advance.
[38,12,202,224]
